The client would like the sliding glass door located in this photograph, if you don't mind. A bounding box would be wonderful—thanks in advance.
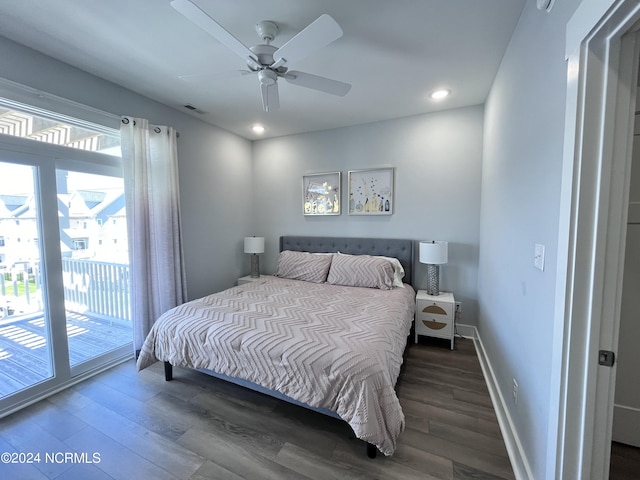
[0,162,52,397]
[0,142,131,415]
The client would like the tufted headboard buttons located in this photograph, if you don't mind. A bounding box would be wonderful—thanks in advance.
[280,236,415,287]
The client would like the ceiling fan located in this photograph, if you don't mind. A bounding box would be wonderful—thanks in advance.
[170,0,351,112]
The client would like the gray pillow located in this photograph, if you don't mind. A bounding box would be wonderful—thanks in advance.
[327,253,395,290]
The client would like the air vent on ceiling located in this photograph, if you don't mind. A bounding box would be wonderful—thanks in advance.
[184,104,207,115]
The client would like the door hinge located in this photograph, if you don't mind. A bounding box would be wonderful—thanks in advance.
[598,350,616,367]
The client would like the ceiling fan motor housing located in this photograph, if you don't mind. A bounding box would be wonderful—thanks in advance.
[249,44,277,66]
[249,44,288,77]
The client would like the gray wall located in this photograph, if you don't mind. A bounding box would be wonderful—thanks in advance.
[614,104,640,447]
[252,105,484,324]
[479,0,582,477]
[0,36,254,300]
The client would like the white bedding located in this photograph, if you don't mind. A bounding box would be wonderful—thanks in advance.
[137,275,415,455]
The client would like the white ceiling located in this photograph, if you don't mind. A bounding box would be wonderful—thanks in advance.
[0,0,525,140]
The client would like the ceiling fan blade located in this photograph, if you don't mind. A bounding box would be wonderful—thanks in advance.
[170,0,259,68]
[284,71,351,96]
[271,14,343,69]
[260,83,280,112]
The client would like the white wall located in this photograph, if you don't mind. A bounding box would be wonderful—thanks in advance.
[252,106,484,324]
[0,36,253,300]
[479,0,582,478]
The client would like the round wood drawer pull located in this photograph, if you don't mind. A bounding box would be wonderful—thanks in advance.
[423,305,447,315]
[422,320,447,330]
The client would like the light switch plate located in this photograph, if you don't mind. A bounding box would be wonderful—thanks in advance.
[534,243,545,271]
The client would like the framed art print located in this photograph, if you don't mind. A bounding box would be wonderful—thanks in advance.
[302,171,341,215]
[348,168,394,215]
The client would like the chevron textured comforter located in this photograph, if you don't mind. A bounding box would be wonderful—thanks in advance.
[137,276,415,455]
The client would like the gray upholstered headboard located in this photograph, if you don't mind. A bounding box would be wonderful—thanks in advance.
[280,236,414,287]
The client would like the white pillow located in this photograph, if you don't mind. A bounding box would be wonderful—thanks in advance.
[374,255,405,288]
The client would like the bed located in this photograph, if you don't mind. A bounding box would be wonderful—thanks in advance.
[136,235,416,457]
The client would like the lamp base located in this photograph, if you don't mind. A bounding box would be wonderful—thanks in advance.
[250,254,260,278]
[426,264,440,296]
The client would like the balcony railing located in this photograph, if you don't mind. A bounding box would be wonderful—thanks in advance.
[61,258,130,323]
[1,259,130,323]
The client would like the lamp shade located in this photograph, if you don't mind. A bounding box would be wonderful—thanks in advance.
[419,241,448,265]
[244,236,265,254]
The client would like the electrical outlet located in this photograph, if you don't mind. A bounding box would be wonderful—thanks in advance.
[512,378,518,405]
[455,302,462,322]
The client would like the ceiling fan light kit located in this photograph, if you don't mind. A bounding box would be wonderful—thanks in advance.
[170,0,352,112]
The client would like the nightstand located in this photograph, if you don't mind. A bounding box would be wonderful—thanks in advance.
[237,275,270,285]
[415,290,455,349]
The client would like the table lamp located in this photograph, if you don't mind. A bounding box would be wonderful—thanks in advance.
[244,236,265,278]
[419,240,448,296]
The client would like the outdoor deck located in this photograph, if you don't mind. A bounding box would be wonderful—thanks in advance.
[0,313,132,398]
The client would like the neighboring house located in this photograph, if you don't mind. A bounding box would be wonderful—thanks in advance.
[0,194,27,267]
[0,190,127,267]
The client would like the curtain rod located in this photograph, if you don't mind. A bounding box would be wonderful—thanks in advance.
[121,117,180,137]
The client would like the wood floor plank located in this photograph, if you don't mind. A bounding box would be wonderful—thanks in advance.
[428,420,510,458]
[401,397,502,439]
[276,442,372,480]
[403,360,488,393]
[177,426,309,480]
[610,441,640,480]
[0,408,76,479]
[188,460,245,480]
[331,439,450,480]
[452,386,494,409]
[0,434,50,480]
[72,400,206,480]
[146,390,295,460]
[400,380,499,422]
[64,426,178,480]
[25,400,89,441]
[71,378,193,441]
[401,426,515,480]
[188,388,339,458]
[51,463,115,480]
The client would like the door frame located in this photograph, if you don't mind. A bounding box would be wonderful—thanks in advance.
[556,1,640,478]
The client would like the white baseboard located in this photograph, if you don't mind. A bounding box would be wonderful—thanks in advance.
[455,323,476,339]
[612,404,640,448]
[458,324,534,480]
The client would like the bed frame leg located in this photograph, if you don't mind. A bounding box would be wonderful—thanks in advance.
[164,361,173,381]
[366,443,377,459]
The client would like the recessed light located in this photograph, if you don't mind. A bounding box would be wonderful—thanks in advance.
[429,89,450,100]
[251,124,265,134]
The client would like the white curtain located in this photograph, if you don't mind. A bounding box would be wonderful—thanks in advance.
[120,116,187,352]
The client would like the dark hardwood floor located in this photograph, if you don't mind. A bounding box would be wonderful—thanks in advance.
[610,441,640,480]
[0,337,517,479]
